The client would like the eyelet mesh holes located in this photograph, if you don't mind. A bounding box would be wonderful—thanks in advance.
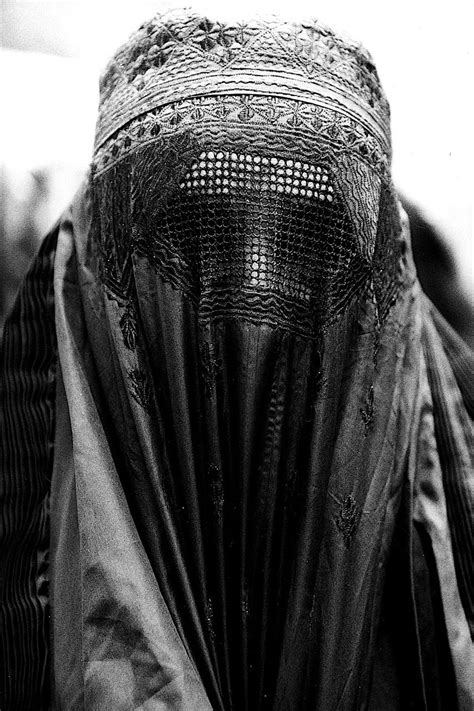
[179,151,335,203]
[144,149,365,314]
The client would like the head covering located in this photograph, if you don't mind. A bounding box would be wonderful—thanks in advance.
[1,8,473,711]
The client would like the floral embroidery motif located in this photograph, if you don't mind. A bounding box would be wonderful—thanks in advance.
[98,11,388,138]
[119,302,138,350]
[93,95,388,178]
[192,19,240,53]
[128,367,152,413]
[237,96,255,122]
[335,495,361,547]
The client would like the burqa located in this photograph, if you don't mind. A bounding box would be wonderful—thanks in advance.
[1,9,473,710]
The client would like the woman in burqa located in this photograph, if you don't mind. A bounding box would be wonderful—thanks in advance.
[1,8,472,711]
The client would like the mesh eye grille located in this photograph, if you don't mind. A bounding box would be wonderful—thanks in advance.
[145,149,365,308]
[180,151,336,203]
[95,143,379,334]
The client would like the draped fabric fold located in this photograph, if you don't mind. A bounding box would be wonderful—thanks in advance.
[1,9,472,710]
[0,226,58,710]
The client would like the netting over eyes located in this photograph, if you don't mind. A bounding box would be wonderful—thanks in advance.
[176,149,351,296]
[140,149,369,325]
[91,126,398,337]
[90,11,402,338]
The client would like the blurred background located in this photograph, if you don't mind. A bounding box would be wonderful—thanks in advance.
[1,0,473,341]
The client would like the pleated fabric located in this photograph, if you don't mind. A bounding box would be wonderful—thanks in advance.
[0,227,58,710]
[422,308,473,635]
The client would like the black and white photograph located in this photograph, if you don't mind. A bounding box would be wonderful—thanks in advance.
[1,1,472,709]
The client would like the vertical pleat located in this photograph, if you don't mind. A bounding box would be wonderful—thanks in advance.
[430,303,474,419]
[422,310,474,637]
[0,226,58,710]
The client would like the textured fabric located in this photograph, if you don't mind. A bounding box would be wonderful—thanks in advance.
[0,226,58,710]
[1,8,473,711]
[422,309,474,636]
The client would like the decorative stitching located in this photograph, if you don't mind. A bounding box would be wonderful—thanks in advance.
[96,11,390,149]
[128,367,152,413]
[93,95,388,177]
[90,12,404,341]
[335,495,361,547]
[360,385,375,434]
[119,301,138,350]
[91,134,393,338]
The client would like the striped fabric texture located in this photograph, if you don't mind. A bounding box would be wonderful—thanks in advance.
[423,303,474,638]
[0,227,58,711]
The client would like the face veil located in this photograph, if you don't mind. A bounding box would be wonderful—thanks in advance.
[1,9,472,711]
